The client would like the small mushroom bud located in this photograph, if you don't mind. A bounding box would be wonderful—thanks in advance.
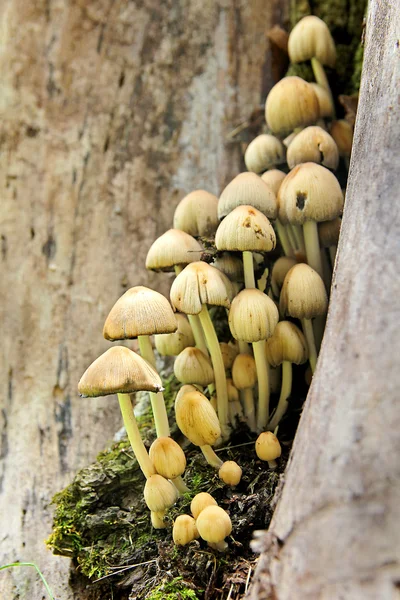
[144,474,178,513]
[149,437,186,480]
[244,134,286,174]
[196,506,233,551]
[265,77,320,134]
[219,461,242,486]
[190,492,218,519]
[286,126,339,170]
[255,431,282,469]
[174,347,214,386]
[155,313,195,356]
[175,389,221,447]
[173,190,219,237]
[261,169,286,196]
[173,515,200,546]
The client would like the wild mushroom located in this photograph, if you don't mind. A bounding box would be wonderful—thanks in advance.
[154,313,195,356]
[231,353,257,432]
[271,256,297,298]
[196,506,232,551]
[244,134,286,174]
[255,431,282,469]
[217,172,277,221]
[173,190,219,237]
[78,346,161,480]
[149,436,188,494]
[218,461,242,486]
[173,346,214,387]
[286,126,339,170]
[173,515,199,546]
[260,169,286,196]
[265,76,320,135]
[144,474,178,513]
[190,492,218,519]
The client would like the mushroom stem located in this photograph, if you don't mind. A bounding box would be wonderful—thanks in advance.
[253,340,271,431]
[243,388,257,432]
[117,393,156,479]
[286,224,297,252]
[208,540,228,552]
[276,220,295,257]
[242,251,256,289]
[268,459,278,470]
[292,225,306,253]
[172,476,190,494]
[174,265,208,355]
[301,318,318,373]
[198,305,230,440]
[201,444,223,468]
[303,220,324,280]
[138,336,170,438]
[268,361,292,431]
[310,57,336,118]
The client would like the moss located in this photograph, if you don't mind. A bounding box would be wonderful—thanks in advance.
[146,577,200,600]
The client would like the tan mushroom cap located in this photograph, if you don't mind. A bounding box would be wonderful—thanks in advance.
[149,437,187,479]
[229,289,279,343]
[244,134,286,174]
[144,474,178,512]
[173,190,219,237]
[213,253,244,282]
[232,353,257,389]
[220,342,239,371]
[318,217,341,248]
[271,257,297,290]
[78,346,163,397]
[280,263,328,319]
[145,229,203,272]
[155,313,195,356]
[103,286,177,341]
[287,126,339,170]
[310,83,335,119]
[219,461,242,486]
[174,347,215,386]
[190,492,218,519]
[218,172,277,220]
[170,261,234,315]
[175,388,221,447]
[196,506,232,543]
[288,15,336,67]
[278,162,344,225]
[173,515,199,546]
[330,120,353,157]
[255,432,282,461]
[261,169,286,196]
[215,205,276,253]
[266,321,308,366]
[265,77,320,135]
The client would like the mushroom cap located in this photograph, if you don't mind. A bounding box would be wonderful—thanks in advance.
[229,289,279,342]
[154,313,195,356]
[288,15,336,67]
[232,353,257,389]
[213,253,244,282]
[261,169,286,196]
[173,190,219,237]
[286,126,339,170]
[149,437,187,479]
[215,205,276,253]
[278,162,344,225]
[175,388,221,446]
[280,263,328,319]
[196,506,232,543]
[266,321,308,366]
[190,492,218,519]
[330,120,353,157]
[310,83,335,119]
[265,77,320,135]
[218,172,277,220]
[144,474,178,512]
[220,342,239,370]
[173,515,199,546]
[170,261,234,315]
[219,461,242,486]
[255,432,282,461]
[78,346,163,397]
[244,134,286,174]
[174,347,215,386]
[103,286,177,341]
[318,217,341,248]
[146,229,203,272]
[271,257,297,290]
[150,511,167,529]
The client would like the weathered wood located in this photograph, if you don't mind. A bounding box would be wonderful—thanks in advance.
[248,1,400,597]
[0,1,288,598]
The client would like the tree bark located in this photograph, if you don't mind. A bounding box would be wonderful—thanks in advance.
[248,1,400,597]
[0,1,287,598]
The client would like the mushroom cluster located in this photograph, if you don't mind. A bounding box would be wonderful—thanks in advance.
[77,15,351,551]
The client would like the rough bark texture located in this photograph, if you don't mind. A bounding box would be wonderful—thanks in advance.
[248,1,400,598]
[0,1,288,598]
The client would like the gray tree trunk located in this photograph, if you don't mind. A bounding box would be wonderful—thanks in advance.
[0,0,287,598]
[248,1,400,597]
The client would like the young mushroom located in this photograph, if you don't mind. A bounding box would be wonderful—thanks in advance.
[144,474,178,514]
[196,506,232,551]
[149,436,188,494]
[286,126,339,170]
[219,461,242,486]
[260,169,286,196]
[255,431,282,469]
[173,190,219,238]
[244,134,286,174]
[155,313,195,356]
[173,347,214,387]
[190,492,218,519]
[265,76,320,135]
[173,515,200,546]
[232,353,258,432]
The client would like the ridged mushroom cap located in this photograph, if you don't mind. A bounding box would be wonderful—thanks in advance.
[149,437,187,479]
[154,313,195,356]
[278,162,344,225]
[232,353,257,389]
[310,83,335,118]
[244,134,286,174]
[146,229,203,272]
[78,346,163,397]
[190,492,218,519]
[219,461,242,486]
[229,289,279,343]
[170,261,234,315]
[288,16,336,67]
[318,217,341,248]
[218,172,277,220]
[144,474,178,512]
[287,126,339,170]
[266,321,308,366]
[280,263,328,319]
[173,515,199,546]
[330,120,353,157]
[271,257,297,290]
[213,253,244,282]
[261,169,286,196]
[196,506,232,543]
[175,388,221,446]
[174,347,215,386]
[255,432,282,461]
[173,190,219,237]
[265,77,320,134]
[103,286,177,340]
[215,205,276,253]
[220,342,239,370]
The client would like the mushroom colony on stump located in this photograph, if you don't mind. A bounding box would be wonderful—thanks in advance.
[76,14,351,554]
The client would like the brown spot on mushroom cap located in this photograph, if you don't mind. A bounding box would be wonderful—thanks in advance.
[296,192,307,210]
